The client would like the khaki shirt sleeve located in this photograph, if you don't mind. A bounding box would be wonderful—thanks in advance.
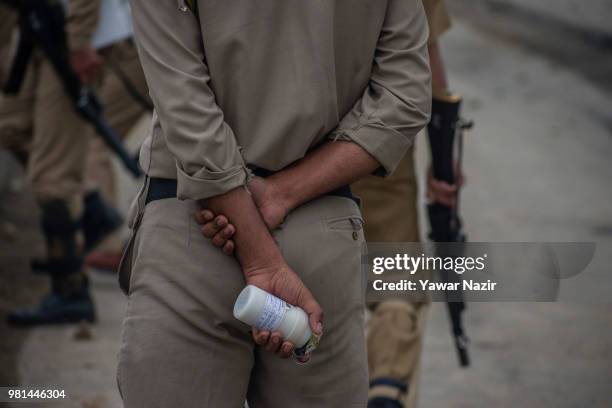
[130,0,251,201]
[331,0,432,176]
[423,0,452,44]
[66,0,100,50]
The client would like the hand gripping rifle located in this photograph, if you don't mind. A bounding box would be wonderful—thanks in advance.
[427,93,473,367]
[1,0,142,177]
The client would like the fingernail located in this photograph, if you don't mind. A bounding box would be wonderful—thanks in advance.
[316,322,322,334]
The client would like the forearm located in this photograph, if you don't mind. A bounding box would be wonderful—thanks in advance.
[203,187,284,273]
[269,141,379,211]
[428,40,449,96]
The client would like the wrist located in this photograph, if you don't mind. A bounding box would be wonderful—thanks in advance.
[266,174,297,214]
[242,256,288,280]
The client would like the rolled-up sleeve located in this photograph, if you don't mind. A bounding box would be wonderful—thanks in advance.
[331,0,431,176]
[130,0,251,200]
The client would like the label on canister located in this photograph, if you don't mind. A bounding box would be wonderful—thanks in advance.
[255,294,287,332]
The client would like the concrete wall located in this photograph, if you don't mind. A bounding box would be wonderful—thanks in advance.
[493,0,612,36]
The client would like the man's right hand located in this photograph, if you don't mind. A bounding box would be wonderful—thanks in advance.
[426,164,465,208]
[245,262,323,333]
[199,187,322,362]
[70,46,102,84]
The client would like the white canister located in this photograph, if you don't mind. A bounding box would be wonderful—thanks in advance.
[233,285,320,362]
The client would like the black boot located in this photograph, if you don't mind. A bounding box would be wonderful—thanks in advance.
[368,378,407,408]
[7,275,96,325]
[8,199,96,326]
[368,397,404,408]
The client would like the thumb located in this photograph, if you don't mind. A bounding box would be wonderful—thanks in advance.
[301,295,323,335]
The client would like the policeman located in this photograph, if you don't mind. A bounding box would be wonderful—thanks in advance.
[1,0,142,325]
[0,0,104,325]
[117,0,431,406]
[352,1,459,407]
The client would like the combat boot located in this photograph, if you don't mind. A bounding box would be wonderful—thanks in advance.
[7,275,95,325]
[368,378,407,408]
[368,397,404,408]
[8,199,96,325]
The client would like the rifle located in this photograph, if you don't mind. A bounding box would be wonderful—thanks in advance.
[427,94,473,367]
[1,0,142,178]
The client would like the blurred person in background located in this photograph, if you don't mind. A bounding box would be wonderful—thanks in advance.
[353,0,461,407]
[1,0,146,325]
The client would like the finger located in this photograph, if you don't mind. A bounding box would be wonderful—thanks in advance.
[195,209,215,224]
[302,295,324,335]
[252,329,269,346]
[214,215,228,228]
[433,192,456,208]
[223,224,235,238]
[222,240,235,256]
[430,179,457,194]
[266,332,283,353]
[201,223,220,239]
[211,229,231,248]
[278,341,294,358]
[201,217,226,238]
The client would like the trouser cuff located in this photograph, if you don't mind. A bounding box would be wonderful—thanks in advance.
[369,377,408,401]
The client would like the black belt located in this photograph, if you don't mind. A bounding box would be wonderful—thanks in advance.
[146,169,358,206]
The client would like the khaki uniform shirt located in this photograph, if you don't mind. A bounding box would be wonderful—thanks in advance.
[423,0,452,44]
[131,0,432,201]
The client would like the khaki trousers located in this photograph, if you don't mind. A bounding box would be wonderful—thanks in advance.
[0,53,93,215]
[117,193,368,407]
[352,147,429,408]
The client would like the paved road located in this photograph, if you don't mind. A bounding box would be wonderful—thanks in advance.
[12,7,612,408]
[414,9,612,407]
